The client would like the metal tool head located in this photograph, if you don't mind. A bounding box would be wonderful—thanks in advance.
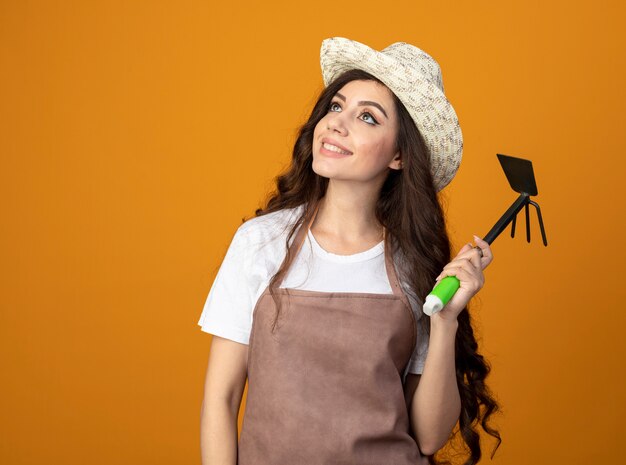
[483,153,548,246]
[497,153,538,196]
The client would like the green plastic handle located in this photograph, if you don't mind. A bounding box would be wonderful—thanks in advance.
[423,276,460,315]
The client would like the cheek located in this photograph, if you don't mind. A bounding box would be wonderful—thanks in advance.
[357,136,393,162]
[314,115,329,134]
[312,118,329,154]
[312,124,319,139]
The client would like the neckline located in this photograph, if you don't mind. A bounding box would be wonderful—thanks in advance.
[279,200,408,303]
[307,229,384,263]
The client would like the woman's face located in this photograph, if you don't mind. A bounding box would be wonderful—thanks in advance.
[312,79,401,183]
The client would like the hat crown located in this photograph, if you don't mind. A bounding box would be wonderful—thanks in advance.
[380,42,445,92]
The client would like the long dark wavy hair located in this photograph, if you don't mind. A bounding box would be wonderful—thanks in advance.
[244,69,501,464]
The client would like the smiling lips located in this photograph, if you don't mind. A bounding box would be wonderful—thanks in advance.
[321,138,352,156]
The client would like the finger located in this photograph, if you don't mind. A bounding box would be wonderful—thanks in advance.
[436,257,478,281]
[453,255,479,272]
[435,266,483,292]
[465,235,493,270]
[449,265,484,288]
[466,246,482,270]
[454,242,473,258]
[472,235,492,258]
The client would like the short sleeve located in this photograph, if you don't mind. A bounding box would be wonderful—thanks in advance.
[197,224,261,345]
[398,263,430,376]
[406,330,429,375]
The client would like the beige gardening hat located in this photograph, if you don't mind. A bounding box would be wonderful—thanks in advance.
[320,37,463,192]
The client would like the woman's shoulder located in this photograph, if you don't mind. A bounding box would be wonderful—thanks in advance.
[236,204,305,247]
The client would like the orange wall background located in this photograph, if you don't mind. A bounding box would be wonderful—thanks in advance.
[1,1,624,464]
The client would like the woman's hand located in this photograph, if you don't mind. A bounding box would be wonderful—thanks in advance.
[431,235,493,321]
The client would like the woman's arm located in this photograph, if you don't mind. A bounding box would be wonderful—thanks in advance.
[406,235,493,455]
[200,335,248,465]
[406,313,460,455]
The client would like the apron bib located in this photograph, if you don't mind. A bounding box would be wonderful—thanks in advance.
[238,203,424,464]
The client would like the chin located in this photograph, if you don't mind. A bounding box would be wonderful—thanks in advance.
[311,157,330,178]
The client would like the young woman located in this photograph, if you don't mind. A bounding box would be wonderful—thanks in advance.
[198,37,501,465]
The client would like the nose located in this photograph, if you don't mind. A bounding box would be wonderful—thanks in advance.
[326,112,348,135]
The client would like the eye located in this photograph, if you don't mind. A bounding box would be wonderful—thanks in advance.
[329,101,341,112]
[360,112,379,125]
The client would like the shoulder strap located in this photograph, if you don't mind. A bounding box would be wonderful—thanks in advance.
[274,201,319,287]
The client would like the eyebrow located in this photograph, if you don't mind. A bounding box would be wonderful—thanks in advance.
[335,92,388,119]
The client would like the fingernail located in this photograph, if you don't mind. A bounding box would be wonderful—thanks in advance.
[473,234,482,242]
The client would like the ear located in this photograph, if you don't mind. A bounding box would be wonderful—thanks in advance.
[388,151,403,170]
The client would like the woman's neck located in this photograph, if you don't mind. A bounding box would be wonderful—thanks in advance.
[309,182,384,253]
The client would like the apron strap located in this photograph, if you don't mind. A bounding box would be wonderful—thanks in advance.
[383,239,407,299]
[274,201,321,288]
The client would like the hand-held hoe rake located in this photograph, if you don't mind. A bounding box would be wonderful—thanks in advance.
[423,154,549,316]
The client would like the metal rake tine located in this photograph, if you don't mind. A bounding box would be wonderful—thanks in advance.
[511,212,516,238]
[525,202,531,243]
[529,199,548,246]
